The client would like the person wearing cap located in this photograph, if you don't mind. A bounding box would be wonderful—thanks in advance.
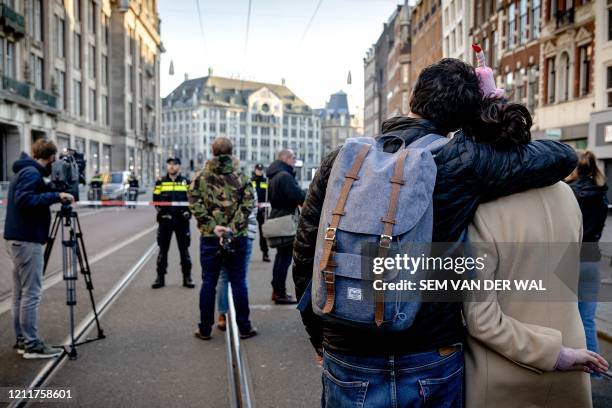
[251,163,270,262]
[152,157,194,289]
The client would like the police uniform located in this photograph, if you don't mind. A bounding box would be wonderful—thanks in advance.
[90,173,103,201]
[152,172,194,288]
[251,170,269,261]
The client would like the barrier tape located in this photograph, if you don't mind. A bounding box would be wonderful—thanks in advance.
[0,199,272,208]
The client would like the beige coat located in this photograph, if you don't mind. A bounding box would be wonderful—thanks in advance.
[464,183,591,408]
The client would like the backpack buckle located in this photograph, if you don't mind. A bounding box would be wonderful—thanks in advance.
[379,234,392,249]
[324,227,336,241]
[323,270,335,284]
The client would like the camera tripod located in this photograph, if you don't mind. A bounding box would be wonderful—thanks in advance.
[43,203,105,359]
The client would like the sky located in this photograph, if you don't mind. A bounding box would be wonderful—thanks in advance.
[158,0,405,113]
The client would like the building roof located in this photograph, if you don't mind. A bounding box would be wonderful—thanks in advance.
[324,91,350,116]
[162,76,311,113]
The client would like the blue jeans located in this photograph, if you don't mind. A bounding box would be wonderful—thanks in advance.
[578,261,600,354]
[8,240,44,346]
[322,346,463,408]
[217,238,253,314]
[199,236,252,335]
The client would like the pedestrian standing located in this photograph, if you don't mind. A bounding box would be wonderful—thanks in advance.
[251,163,270,262]
[267,149,305,304]
[152,157,194,289]
[566,150,608,359]
[189,137,257,340]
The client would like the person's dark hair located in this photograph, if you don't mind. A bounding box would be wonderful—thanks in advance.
[31,139,57,160]
[466,98,533,148]
[212,137,233,156]
[409,58,482,134]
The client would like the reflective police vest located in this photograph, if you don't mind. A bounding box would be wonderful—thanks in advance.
[153,174,190,216]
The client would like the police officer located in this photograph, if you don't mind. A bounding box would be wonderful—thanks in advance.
[127,172,139,208]
[251,164,270,262]
[152,157,194,289]
[89,171,103,202]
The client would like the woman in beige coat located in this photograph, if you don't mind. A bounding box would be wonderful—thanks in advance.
[464,182,608,408]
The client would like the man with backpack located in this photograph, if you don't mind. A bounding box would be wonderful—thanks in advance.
[292,59,578,406]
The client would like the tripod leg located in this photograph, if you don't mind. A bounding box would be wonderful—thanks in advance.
[73,212,105,339]
[43,211,62,275]
[62,219,79,359]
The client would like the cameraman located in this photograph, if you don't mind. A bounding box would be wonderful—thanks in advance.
[3,139,74,359]
[188,137,257,340]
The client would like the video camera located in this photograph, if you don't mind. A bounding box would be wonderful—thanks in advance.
[50,148,87,201]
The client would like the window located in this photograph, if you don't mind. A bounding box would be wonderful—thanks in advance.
[251,138,258,147]
[516,69,525,102]
[30,54,43,89]
[607,66,612,107]
[74,0,81,22]
[55,15,65,58]
[128,64,134,92]
[74,33,81,69]
[88,1,96,34]
[457,22,463,48]
[73,80,82,116]
[102,14,109,45]
[102,95,109,125]
[89,45,96,78]
[507,3,516,50]
[527,66,539,112]
[546,57,556,104]
[89,88,97,122]
[129,102,134,129]
[451,30,456,54]
[29,0,43,42]
[519,0,528,44]
[56,70,66,110]
[532,0,541,39]
[5,40,14,78]
[492,31,498,68]
[560,52,570,102]
[579,45,591,96]
[101,54,108,85]
[505,72,514,100]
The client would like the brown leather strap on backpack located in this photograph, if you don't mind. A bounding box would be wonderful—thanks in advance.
[320,144,371,314]
[374,148,410,327]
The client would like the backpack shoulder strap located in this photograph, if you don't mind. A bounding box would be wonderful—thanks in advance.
[320,143,371,314]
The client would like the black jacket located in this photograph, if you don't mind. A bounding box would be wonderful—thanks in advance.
[153,174,191,219]
[266,160,305,219]
[568,176,608,261]
[293,117,578,356]
[3,153,61,244]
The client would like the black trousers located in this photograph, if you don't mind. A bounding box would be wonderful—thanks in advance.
[156,216,192,276]
[256,209,268,255]
[272,244,293,295]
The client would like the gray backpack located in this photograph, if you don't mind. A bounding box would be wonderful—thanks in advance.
[311,134,448,331]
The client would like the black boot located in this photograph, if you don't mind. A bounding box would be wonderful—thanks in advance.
[183,274,195,288]
[262,252,271,262]
[152,274,165,289]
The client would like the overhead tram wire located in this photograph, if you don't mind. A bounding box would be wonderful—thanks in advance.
[298,0,325,47]
[195,0,207,59]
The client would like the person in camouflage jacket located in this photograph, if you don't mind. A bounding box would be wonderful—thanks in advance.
[188,137,257,340]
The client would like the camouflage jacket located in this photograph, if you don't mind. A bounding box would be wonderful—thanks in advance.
[188,154,255,237]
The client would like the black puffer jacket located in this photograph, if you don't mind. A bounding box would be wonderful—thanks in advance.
[568,176,608,261]
[267,160,306,219]
[293,117,578,356]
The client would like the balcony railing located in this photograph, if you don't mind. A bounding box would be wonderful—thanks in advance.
[2,75,29,98]
[555,8,575,29]
[33,89,57,109]
[0,4,25,38]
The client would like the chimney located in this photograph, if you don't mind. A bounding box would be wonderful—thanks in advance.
[184,72,189,81]
[208,67,213,77]
[281,78,286,86]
